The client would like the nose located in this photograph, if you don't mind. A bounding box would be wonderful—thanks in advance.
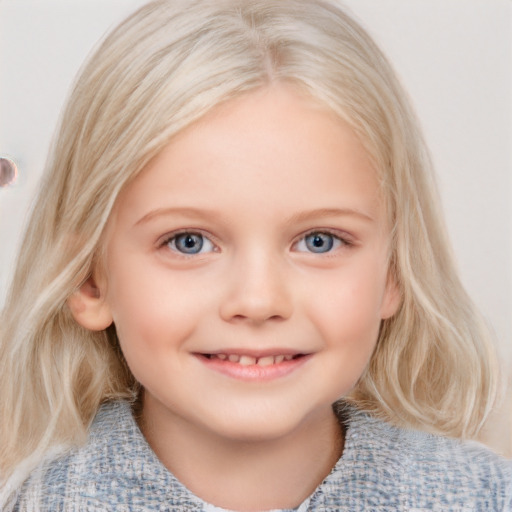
[219,250,293,325]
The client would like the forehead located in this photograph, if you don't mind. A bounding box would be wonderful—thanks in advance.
[109,85,385,229]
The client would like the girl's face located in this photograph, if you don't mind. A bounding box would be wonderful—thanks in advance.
[92,85,399,443]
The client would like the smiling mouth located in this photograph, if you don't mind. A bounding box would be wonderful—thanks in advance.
[196,352,311,381]
[201,353,304,367]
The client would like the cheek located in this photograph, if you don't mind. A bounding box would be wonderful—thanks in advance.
[307,267,386,349]
[106,265,224,397]
[106,259,207,356]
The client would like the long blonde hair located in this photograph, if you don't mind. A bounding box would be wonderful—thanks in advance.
[0,0,499,493]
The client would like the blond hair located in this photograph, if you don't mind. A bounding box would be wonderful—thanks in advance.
[0,0,499,495]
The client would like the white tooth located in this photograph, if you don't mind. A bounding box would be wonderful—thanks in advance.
[274,355,285,363]
[217,354,227,360]
[284,355,293,361]
[239,355,256,366]
[228,354,240,363]
[257,356,275,367]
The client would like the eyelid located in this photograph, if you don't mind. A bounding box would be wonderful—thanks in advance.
[159,229,219,256]
[292,229,354,252]
[157,228,354,256]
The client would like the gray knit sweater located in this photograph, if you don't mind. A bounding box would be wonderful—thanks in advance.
[11,401,512,511]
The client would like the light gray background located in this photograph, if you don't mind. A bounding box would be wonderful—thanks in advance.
[0,0,510,453]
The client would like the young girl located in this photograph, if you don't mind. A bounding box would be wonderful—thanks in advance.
[1,0,510,510]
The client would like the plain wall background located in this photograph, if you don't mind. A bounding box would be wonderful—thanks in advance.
[0,0,510,454]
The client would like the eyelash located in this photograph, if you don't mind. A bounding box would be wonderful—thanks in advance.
[293,230,353,254]
[160,230,217,256]
[159,229,353,257]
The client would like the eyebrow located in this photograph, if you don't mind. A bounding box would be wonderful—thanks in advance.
[134,207,219,227]
[285,207,375,224]
[134,206,375,228]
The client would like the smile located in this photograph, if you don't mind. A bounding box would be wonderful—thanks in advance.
[196,352,311,381]
[203,353,299,366]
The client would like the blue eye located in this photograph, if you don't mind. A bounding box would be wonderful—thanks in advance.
[166,232,215,255]
[296,232,342,253]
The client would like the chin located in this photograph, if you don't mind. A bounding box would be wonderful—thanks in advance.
[201,403,328,445]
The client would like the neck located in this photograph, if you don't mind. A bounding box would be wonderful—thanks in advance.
[139,395,344,511]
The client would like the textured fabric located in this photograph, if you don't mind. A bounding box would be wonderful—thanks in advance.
[11,400,512,511]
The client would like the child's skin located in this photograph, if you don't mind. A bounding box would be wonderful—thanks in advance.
[70,85,400,510]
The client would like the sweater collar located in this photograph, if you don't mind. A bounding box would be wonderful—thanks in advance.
[92,400,404,511]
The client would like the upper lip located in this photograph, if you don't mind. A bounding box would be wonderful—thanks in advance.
[196,348,309,358]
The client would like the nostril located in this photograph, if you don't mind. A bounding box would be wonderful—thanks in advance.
[231,313,286,324]
[268,314,286,321]
[219,280,293,324]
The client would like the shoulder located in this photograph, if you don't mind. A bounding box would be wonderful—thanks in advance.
[11,401,132,511]
[11,401,202,511]
[321,405,512,511]
[388,421,511,509]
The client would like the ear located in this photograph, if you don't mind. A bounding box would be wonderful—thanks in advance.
[380,274,402,320]
[67,276,113,331]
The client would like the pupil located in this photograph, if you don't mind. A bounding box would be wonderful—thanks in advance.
[305,232,333,253]
[176,233,203,253]
[313,235,324,247]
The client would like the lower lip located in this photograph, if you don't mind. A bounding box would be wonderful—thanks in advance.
[195,354,312,382]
